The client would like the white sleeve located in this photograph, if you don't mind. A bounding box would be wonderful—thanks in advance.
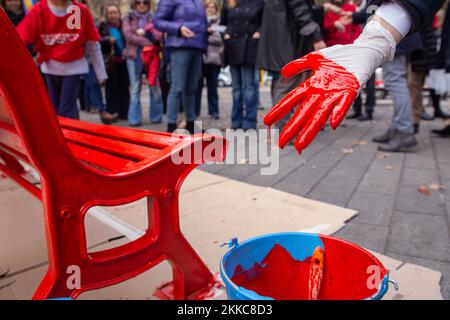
[375,1,413,38]
[86,41,108,82]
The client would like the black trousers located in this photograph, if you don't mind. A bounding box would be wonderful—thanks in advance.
[353,74,376,115]
[105,61,130,119]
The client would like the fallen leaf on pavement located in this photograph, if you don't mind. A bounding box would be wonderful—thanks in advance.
[429,183,447,190]
[418,185,432,196]
[385,165,394,171]
[377,153,387,160]
[342,148,354,155]
[353,140,368,146]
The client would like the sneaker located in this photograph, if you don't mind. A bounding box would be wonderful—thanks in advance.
[378,131,418,152]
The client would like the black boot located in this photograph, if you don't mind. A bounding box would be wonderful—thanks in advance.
[358,112,373,121]
[167,123,177,133]
[378,130,418,152]
[431,125,450,137]
[346,111,362,120]
[414,123,420,134]
[186,121,205,135]
[434,108,450,119]
[186,121,195,134]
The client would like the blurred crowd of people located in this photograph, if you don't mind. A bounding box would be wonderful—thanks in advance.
[1,0,450,151]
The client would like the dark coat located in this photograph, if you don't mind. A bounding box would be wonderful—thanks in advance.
[5,9,24,26]
[355,0,446,33]
[410,23,439,72]
[436,5,450,72]
[255,0,323,73]
[153,0,208,51]
[220,0,265,66]
[98,21,125,58]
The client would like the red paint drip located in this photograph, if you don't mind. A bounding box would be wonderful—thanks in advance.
[231,244,312,300]
[264,52,360,154]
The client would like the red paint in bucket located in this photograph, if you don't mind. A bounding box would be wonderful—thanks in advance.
[231,244,311,299]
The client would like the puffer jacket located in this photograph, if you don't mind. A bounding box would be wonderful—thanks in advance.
[153,0,208,51]
[204,17,224,66]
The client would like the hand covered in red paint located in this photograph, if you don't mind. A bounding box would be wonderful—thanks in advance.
[264,19,398,153]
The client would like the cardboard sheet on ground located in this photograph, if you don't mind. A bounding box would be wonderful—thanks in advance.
[0,170,443,299]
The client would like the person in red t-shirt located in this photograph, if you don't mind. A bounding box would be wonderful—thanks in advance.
[324,0,362,47]
[16,0,107,119]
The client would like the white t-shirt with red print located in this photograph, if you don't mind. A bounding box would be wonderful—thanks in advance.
[17,0,106,80]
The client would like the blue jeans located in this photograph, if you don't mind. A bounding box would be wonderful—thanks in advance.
[167,49,203,124]
[382,55,415,134]
[83,64,104,112]
[127,58,163,125]
[230,65,259,129]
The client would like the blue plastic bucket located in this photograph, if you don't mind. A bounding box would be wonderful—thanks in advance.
[220,233,396,300]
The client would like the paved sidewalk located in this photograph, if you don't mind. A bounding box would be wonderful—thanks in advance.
[81,86,450,299]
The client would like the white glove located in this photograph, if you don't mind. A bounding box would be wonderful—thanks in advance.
[264,18,401,154]
[319,19,397,88]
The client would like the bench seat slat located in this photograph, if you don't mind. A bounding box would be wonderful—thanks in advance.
[59,117,181,150]
[62,128,159,162]
[67,143,132,173]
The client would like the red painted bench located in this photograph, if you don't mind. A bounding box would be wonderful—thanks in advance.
[0,9,226,299]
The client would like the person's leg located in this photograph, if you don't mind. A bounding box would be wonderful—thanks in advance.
[348,95,363,119]
[230,65,244,129]
[376,55,417,151]
[383,55,415,134]
[105,67,120,115]
[118,62,130,120]
[149,81,163,123]
[195,64,204,118]
[407,64,425,127]
[59,75,81,119]
[431,89,450,118]
[205,64,220,118]
[183,50,203,129]
[84,64,104,112]
[365,73,376,115]
[78,77,86,111]
[44,74,63,114]
[127,59,143,126]
[241,65,259,130]
[167,49,191,130]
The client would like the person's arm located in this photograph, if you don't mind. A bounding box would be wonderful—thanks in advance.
[86,41,107,83]
[122,15,151,47]
[379,0,446,33]
[153,0,182,36]
[287,0,322,43]
[16,7,38,45]
[264,1,427,154]
[98,22,113,52]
